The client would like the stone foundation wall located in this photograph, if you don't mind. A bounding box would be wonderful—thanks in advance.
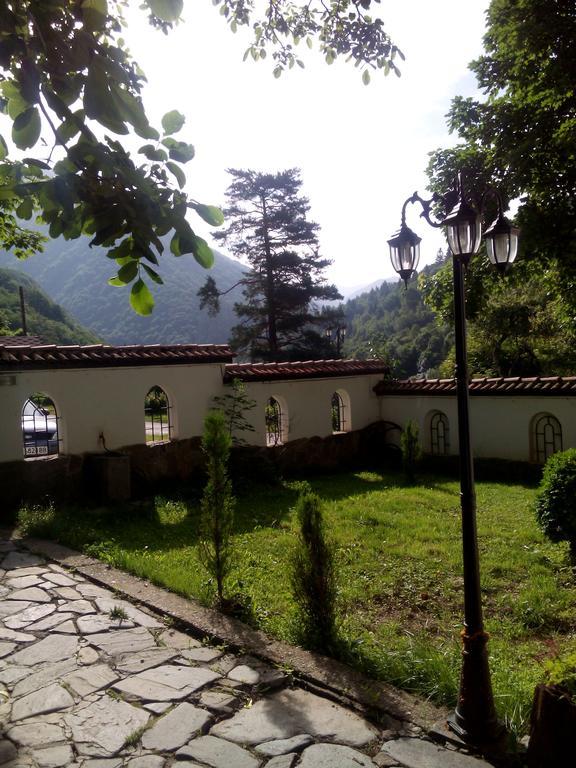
[0,422,399,518]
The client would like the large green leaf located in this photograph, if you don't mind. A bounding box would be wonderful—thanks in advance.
[117,260,139,284]
[166,161,186,189]
[82,0,108,32]
[130,278,155,315]
[12,107,41,150]
[138,144,168,162]
[161,137,195,163]
[0,135,7,160]
[194,204,224,227]
[161,109,185,135]
[147,0,183,22]
[143,264,164,284]
[191,235,214,269]
[84,61,128,134]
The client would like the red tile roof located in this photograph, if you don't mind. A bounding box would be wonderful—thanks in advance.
[0,335,44,346]
[224,359,390,382]
[0,343,234,369]
[374,376,576,397]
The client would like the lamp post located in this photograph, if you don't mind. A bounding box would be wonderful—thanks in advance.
[388,173,519,748]
[326,324,347,357]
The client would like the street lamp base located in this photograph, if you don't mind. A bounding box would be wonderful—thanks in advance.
[446,713,510,761]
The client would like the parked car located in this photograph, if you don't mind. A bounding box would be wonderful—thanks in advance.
[21,399,59,457]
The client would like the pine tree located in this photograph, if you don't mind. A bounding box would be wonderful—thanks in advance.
[200,169,341,361]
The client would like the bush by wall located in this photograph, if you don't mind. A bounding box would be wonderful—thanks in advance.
[535,448,576,564]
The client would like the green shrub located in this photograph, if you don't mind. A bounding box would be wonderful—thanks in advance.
[291,490,337,653]
[17,501,56,537]
[535,448,576,564]
[198,410,235,608]
[401,419,421,484]
[544,652,576,698]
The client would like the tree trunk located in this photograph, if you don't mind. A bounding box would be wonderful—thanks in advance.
[260,195,278,357]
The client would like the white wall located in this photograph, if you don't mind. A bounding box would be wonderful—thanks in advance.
[381,395,576,462]
[242,374,383,445]
[0,363,226,463]
[2,362,576,465]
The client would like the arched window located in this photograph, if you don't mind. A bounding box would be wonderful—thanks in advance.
[430,411,450,456]
[145,386,172,445]
[22,394,60,459]
[265,396,286,446]
[331,390,351,433]
[532,413,562,464]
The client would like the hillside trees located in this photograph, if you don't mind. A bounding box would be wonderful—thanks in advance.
[423,0,576,375]
[0,1,400,314]
[199,169,341,361]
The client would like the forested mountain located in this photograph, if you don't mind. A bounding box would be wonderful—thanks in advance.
[0,268,100,345]
[0,232,247,346]
[342,260,453,379]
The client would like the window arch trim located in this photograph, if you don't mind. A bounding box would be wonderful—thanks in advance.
[22,394,61,459]
[145,385,173,445]
[429,410,450,456]
[531,412,562,464]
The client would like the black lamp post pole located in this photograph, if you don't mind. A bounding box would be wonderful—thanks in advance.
[449,254,500,743]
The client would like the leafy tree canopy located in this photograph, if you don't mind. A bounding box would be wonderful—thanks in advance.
[0,1,400,315]
[427,0,576,303]
[422,0,576,377]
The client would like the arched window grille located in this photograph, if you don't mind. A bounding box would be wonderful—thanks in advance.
[22,394,60,459]
[533,413,562,464]
[332,392,347,433]
[265,397,283,447]
[145,386,172,445]
[430,411,449,456]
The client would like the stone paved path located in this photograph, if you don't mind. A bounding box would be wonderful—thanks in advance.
[0,540,499,767]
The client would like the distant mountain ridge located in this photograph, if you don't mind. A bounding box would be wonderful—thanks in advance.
[0,229,247,346]
[0,268,100,345]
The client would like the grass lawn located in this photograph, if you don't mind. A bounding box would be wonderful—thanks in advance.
[19,471,576,735]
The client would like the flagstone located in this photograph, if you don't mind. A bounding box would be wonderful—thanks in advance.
[115,648,179,674]
[95,598,163,628]
[12,658,78,697]
[54,586,84,600]
[44,571,78,587]
[60,599,96,614]
[89,628,158,656]
[77,614,136,634]
[381,738,494,768]
[10,634,79,667]
[298,744,374,767]
[31,744,75,767]
[0,641,16,658]
[7,587,51,603]
[266,756,297,768]
[26,611,75,632]
[142,702,212,750]
[0,665,33,686]
[228,664,261,685]
[178,647,223,664]
[54,619,80,633]
[113,664,220,701]
[255,734,313,756]
[75,583,114,599]
[125,757,165,768]
[78,646,101,666]
[0,600,32,617]
[0,740,18,764]
[5,604,55,629]
[62,663,119,697]
[5,575,42,590]
[1,552,44,569]
[12,681,75,721]
[177,735,261,768]
[6,721,66,746]
[0,626,37,642]
[65,697,150,756]
[210,688,378,748]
